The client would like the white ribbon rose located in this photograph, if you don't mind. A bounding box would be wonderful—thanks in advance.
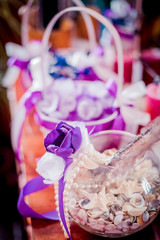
[36,152,66,184]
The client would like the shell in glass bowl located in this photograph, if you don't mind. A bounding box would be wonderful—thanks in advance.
[65,130,160,238]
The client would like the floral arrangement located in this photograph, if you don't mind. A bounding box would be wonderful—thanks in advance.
[37,121,84,184]
[37,77,116,122]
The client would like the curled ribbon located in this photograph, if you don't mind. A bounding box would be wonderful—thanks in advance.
[119,81,150,133]
[2,41,42,88]
[17,175,59,220]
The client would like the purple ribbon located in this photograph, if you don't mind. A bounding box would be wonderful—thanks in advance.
[58,157,73,240]
[111,109,125,130]
[24,91,42,112]
[105,78,117,97]
[74,66,102,81]
[7,57,30,69]
[17,175,59,220]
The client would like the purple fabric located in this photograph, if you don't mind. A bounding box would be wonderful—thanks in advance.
[17,176,59,220]
[93,46,104,57]
[7,57,30,69]
[74,66,101,81]
[105,78,117,97]
[44,122,82,157]
[34,112,57,130]
[111,110,125,130]
[58,157,73,240]
[24,91,42,112]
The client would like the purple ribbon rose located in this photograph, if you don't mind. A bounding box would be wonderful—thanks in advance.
[44,121,82,157]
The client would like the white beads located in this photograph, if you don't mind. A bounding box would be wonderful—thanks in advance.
[68,178,73,184]
[55,194,58,200]
[78,150,111,166]
[65,184,71,190]
[54,181,71,239]
[72,173,77,179]
[73,182,78,188]
[75,166,80,172]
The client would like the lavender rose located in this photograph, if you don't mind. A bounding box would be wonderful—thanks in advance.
[44,121,82,157]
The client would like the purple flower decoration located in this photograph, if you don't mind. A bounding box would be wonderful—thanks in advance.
[44,121,82,157]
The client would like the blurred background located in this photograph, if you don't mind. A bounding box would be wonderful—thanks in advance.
[0,0,160,239]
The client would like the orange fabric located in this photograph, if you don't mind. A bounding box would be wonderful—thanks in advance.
[14,71,26,101]
[20,110,56,214]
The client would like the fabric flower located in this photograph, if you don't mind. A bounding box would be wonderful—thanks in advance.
[36,152,65,184]
[44,121,82,157]
[70,122,92,154]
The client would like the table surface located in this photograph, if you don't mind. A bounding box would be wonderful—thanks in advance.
[11,77,160,240]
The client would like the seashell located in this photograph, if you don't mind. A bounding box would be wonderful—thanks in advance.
[142,211,149,222]
[130,193,145,208]
[105,224,116,231]
[97,187,108,211]
[116,200,125,207]
[87,210,104,219]
[128,216,136,223]
[88,223,104,232]
[151,199,160,209]
[79,198,90,208]
[109,213,114,221]
[115,211,124,216]
[69,207,79,217]
[104,148,117,156]
[122,220,133,228]
[116,223,123,230]
[68,198,77,208]
[97,218,106,225]
[122,227,129,232]
[102,210,110,219]
[82,157,99,170]
[128,206,147,216]
[119,194,128,202]
[137,215,145,226]
[105,193,117,205]
[79,191,99,209]
[81,198,98,210]
[88,217,96,224]
[130,223,139,230]
[149,194,156,201]
[110,180,143,198]
[116,194,128,207]
[122,202,133,212]
[111,204,122,214]
[114,214,123,225]
[77,209,88,225]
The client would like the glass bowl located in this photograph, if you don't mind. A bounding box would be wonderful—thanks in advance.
[65,130,160,238]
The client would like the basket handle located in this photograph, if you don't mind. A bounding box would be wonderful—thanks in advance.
[21,0,97,49]
[41,6,124,97]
